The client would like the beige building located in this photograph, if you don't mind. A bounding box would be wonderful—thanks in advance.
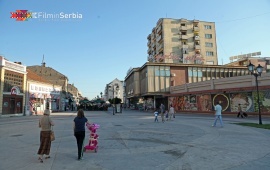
[0,57,27,116]
[147,18,217,65]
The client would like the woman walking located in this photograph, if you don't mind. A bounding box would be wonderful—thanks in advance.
[73,109,89,160]
[37,109,54,163]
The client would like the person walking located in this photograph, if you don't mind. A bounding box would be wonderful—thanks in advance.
[169,105,176,120]
[154,109,159,122]
[212,102,223,127]
[37,109,54,163]
[73,109,89,160]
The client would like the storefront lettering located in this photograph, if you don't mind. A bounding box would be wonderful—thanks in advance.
[30,84,60,94]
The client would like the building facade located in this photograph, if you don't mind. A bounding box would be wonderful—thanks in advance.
[125,62,249,110]
[168,73,270,115]
[104,78,124,103]
[147,18,217,65]
[0,57,27,116]
[27,62,69,111]
[226,56,270,73]
[26,69,62,115]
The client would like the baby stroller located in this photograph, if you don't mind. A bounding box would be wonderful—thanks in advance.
[84,123,100,153]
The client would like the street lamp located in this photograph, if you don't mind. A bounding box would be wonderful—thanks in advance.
[109,84,119,115]
[247,62,263,125]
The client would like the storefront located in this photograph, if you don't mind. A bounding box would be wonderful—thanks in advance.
[26,83,61,115]
[0,57,27,116]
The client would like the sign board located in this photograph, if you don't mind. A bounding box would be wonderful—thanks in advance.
[11,86,20,96]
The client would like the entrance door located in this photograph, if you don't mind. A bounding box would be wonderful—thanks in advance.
[10,98,15,114]
[2,97,10,114]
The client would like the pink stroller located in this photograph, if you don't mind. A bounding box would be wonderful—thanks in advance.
[84,123,100,153]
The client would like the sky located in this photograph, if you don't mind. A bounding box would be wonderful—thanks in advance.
[1,0,270,100]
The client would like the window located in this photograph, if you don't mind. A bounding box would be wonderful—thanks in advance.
[204,25,212,29]
[205,42,213,47]
[206,51,214,56]
[181,23,185,26]
[205,34,212,39]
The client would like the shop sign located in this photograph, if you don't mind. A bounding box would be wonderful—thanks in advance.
[11,86,20,96]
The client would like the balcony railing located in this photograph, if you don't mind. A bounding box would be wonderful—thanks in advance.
[195,45,201,50]
[180,26,187,31]
[181,44,189,49]
[194,36,200,41]
[156,26,162,34]
[156,35,162,42]
[193,26,200,32]
[180,35,188,40]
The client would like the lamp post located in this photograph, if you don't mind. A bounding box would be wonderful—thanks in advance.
[109,84,119,115]
[247,62,263,125]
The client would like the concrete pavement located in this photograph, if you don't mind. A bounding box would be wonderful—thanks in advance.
[0,109,270,170]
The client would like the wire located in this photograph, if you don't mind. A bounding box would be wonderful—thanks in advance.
[216,12,270,23]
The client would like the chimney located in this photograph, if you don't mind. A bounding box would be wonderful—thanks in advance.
[42,62,46,67]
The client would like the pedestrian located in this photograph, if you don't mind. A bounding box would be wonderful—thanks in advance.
[160,103,165,115]
[73,109,90,160]
[37,109,54,163]
[165,110,169,121]
[169,105,176,120]
[161,109,165,123]
[212,102,223,127]
[237,104,244,118]
[154,109,159,122]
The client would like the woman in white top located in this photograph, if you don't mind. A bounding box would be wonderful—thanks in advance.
[169,105,176,120]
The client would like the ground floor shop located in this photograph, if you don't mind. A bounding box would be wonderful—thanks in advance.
[2,94,24,115]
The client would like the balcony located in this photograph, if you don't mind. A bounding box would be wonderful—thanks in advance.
[151,33,155,40]
[156,35,162,42]
[180,35,188,40]
[156,26,162,34]
[180,26,187,31]
[151,43,156,48]
[194,36,200,41]
[147,41,151,46]
[147,34,151,40]
[195,45,201,50]
[147,48,151,54]
[157,44,163,52]
[193,26,200,32]
[180,44,189,49]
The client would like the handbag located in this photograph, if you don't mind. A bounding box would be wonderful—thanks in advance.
[50,127,55,141]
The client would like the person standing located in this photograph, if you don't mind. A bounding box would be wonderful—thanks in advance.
[237,104,245,118]
[73,109,89,160]
[212,102,223,127]
[169,105,176,120]
[37,109,54,163]
[154,109,159,122]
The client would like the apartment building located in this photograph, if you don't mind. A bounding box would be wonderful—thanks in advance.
[147,18,217,65]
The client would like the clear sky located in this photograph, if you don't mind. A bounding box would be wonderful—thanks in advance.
[1,0,270,100]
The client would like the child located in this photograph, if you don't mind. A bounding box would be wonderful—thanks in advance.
[165,110,169,121]
[154,109,159,122]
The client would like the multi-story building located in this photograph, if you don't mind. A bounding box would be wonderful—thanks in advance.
[124,62,249,110]
[147,18,217,65]
[0,57,27,116]
[27,62,69,111]
[104,78,124,103]
[26,69,62,115]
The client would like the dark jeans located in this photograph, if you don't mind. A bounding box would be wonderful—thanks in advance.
[74,131,85,159]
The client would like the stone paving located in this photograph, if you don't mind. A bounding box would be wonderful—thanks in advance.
[0,109,270,170]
